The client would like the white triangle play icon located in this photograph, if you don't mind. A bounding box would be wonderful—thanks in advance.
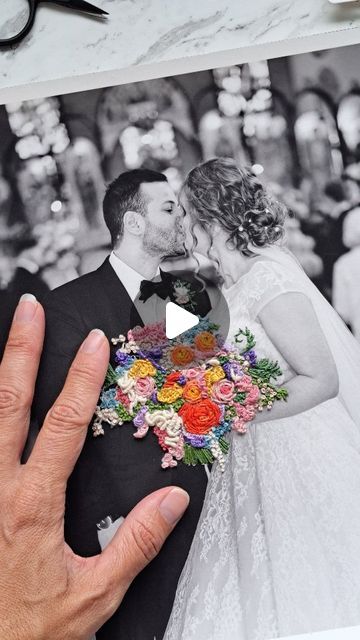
[165,302,199,340]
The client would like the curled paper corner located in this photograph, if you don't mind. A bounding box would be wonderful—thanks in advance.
[96,514,125,550]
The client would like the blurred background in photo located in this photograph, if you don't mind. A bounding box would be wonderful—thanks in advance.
[1,44,360,338]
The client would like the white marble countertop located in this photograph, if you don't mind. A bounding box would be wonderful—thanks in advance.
[1,0,360,104]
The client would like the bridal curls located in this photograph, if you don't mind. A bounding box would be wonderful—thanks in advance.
[183,158,286,256]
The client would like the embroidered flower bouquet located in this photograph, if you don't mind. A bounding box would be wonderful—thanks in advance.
[93,320,288,471]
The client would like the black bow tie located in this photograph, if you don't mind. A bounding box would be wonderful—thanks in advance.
[139,269,174,303]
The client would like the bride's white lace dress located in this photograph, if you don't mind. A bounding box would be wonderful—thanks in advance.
[164,249,360,640]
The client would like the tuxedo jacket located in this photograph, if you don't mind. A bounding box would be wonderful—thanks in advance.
[34,258,209,640]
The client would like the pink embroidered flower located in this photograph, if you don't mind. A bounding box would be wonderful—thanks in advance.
[135,376,156,398]
[175,294,190,305]
[246,386,260,405]
[235,374,253,392]
[161,452,178,469]
[183,368,201,380]
[236,405,256,422]
[211,379,235,404]
[232,417,248,434]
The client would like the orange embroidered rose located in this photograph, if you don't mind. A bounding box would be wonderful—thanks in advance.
[179,399,221,435]
[182,381,202,403]
[170,345,194,367]
[194,331,217,353]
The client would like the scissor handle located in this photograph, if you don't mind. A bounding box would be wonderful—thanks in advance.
[0,0,37,48]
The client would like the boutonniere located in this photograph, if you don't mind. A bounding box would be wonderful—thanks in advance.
[92,321,288,472]
[172,279,197,311]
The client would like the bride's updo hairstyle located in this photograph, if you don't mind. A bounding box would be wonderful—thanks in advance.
[183,158,286,256]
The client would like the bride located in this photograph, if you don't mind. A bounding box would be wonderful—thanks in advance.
[164,158,360,640]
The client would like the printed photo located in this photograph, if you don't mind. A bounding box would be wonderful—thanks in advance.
[1,42,360,640]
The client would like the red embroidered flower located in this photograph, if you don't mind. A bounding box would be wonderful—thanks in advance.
[116,388,130,406]
[164,371,182,387]
[179,399,221,435]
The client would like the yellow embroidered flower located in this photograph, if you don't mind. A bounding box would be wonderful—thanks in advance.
[129,359,156,378]
[204,365,225,387]
[157,384,183,404]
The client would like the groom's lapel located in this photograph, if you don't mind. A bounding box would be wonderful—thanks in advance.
[95,258,144,338]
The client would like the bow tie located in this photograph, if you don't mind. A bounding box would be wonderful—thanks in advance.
[139,269,174,303]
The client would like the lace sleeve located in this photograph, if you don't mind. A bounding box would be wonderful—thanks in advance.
[247,260,305,319]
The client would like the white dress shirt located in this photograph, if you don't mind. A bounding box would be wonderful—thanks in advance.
[109,251,161,323]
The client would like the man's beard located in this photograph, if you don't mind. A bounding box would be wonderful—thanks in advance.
[143,223,186,258]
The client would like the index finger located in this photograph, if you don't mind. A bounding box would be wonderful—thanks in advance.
[0,294,44,470]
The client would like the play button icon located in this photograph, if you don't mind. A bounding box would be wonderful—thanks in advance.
[131,267,230,355]
[165,302,199,339]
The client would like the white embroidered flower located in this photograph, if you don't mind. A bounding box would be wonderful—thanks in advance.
[117,371,136,393]
[173,284,190,297]
[145,408,183,446]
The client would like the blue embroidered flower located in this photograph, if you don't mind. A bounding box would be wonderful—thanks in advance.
[115,365,128,376]
[100,388,117,409]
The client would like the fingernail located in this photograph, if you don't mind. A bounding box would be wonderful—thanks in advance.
[81,329,105,354]
[159,488,190,526]
[14,293,38,323]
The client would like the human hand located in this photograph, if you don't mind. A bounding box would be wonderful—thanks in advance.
[0,294,189,640]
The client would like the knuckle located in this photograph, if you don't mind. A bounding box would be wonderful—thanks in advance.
[129,519,161,563]
[71,361,99,389]
[47,400,85,431]
[5,333,37,359]
[3,488,41,539]
[0,384,25,414]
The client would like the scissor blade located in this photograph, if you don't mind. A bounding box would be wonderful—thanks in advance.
[51,0,109,16]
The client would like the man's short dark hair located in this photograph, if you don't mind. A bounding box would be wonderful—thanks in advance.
[103,169,168,246]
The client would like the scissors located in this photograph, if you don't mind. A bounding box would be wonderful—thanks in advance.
[0,0,108,48]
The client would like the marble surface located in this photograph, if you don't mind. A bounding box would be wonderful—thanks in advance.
[1,0,360,103]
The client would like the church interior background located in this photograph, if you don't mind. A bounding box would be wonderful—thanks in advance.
[1,44,360,302]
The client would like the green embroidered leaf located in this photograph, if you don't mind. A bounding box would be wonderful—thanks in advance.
[104,364,118,388]
[234,327,256,353]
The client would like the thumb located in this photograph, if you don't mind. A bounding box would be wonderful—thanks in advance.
[91,486,189,607]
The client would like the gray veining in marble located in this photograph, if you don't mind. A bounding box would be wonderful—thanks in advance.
[1,0,360,103]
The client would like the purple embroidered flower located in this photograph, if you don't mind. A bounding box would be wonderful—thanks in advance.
[223,362,232,379]
[177,375,187,386]
[115,351,132,366]
[148,346,163,359]
[133,406,148,428]
[184,433,206,448]
[244,350,257,366]
[151,390,158,403]
[224,361,243,380]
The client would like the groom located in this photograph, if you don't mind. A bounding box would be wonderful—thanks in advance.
[34,169,210,640]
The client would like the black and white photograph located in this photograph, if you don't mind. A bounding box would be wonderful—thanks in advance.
[2,41,360,640]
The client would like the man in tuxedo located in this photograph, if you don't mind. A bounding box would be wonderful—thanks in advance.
[34,169,210,640]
